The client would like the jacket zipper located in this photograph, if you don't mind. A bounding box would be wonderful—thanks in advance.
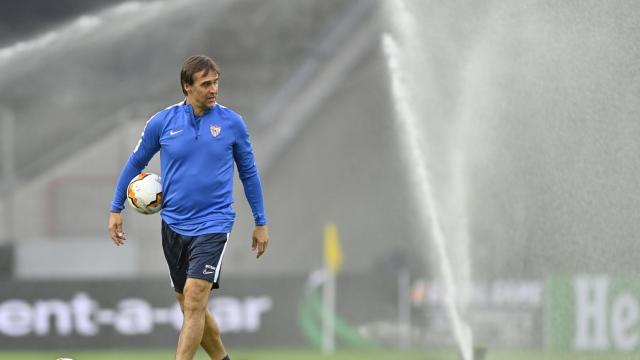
[191,112,200,140]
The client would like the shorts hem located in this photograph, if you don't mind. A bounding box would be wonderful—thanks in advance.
[187,274,220,289]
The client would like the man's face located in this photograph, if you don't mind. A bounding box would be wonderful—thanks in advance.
[185,70,219,110]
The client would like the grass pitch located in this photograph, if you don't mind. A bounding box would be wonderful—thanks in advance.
[0,349,637,360]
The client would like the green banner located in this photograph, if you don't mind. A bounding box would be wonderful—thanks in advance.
[547,275,640,352]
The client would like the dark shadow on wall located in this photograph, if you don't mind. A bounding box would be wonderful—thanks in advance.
[0,0,136,47]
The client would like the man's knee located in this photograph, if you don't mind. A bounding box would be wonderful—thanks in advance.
[182,278,211,314]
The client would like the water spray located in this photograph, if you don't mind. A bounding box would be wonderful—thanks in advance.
[382,33,474,360]
[382,1,480,358]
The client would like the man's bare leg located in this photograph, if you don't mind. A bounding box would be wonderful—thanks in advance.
[176,291,227,359]
[176,278,224,360]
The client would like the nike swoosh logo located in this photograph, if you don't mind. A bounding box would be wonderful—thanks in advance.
[169,129,183,136]
[203,264,216,275]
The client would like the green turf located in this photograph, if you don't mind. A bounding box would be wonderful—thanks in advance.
[0,349,638,360]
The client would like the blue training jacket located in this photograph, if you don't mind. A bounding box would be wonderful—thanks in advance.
[110,101,267,235]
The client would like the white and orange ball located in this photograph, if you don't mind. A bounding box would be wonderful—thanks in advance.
[127,172,163,214]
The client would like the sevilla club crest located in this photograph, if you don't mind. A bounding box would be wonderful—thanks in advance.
[210,125,221,137]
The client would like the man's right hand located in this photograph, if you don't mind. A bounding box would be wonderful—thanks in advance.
[108,212,126,246]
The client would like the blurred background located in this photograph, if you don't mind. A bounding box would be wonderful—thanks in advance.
[0,0,639,359]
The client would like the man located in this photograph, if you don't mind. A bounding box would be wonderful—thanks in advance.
[108,55,269,360]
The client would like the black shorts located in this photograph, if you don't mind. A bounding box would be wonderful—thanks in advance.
[161,221,229,293]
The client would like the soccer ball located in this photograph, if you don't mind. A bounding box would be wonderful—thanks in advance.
[127,172,163,214]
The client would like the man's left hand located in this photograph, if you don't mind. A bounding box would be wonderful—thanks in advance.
[252,225,269,258]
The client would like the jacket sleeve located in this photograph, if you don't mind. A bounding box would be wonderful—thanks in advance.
[110,115,162,212]
[233,118,267,225]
